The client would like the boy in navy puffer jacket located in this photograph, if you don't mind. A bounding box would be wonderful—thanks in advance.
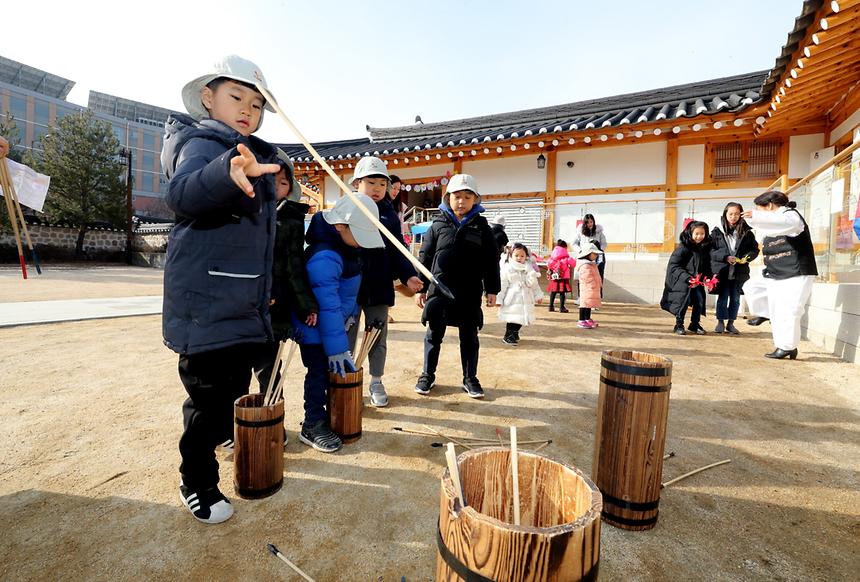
[161,56,281,524]
[292,193,384,453]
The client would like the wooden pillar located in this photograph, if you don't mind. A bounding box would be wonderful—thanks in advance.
[453,158,463,174]
[318,173,326,206]
[663,138,679,253]
[779,138,790,192]
[543,151,557,253]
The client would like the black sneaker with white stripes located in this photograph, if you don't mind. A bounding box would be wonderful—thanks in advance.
[463,377,485,399]
[179,481,233,524]
[299,420,342,453]
[414,372,435,395]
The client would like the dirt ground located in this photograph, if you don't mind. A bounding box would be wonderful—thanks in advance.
[0,267,858,581]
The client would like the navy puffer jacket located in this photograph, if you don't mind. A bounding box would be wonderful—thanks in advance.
[358,196,417,307]
[160,114,278,355]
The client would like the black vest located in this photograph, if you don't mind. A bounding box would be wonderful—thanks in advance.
[762,209,818,280]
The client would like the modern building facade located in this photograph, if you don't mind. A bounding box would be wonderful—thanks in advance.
[0,55,178,220]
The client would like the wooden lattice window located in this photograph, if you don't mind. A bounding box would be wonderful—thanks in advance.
[708,139,782,182]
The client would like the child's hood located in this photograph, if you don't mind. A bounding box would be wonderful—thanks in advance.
[161,113,276,179]
[438,201,486,226]
[550,245,570,260]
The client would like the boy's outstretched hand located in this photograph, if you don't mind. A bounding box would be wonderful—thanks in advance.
[230,143,280,198]
[485,294,497,307]
[406,276,423,293]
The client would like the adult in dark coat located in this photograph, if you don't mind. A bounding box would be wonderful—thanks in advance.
[660,221,713,335]
[709,202,759,334]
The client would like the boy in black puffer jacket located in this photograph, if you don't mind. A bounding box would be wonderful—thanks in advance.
[414,174,501,399]
[661,220,714,336]
[161,56,281,525]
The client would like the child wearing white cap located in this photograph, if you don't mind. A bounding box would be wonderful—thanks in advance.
[345,157,423,407]
[161,55,282,524]
[414,174,501,398]
[292,192,384,452]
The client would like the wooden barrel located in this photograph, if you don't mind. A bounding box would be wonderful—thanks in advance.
[592,350,672,531]
[328,368,363,444]
[233,393,284,499]
[437,448,601,581]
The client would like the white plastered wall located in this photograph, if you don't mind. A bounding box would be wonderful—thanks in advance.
[462,155,546,195]
[788,134,825,178]
[828,105,860,146]
[555,193,666,246]
[556,142,666,189]
[678,145,705,184]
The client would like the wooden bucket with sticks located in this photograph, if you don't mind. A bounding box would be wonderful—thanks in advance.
[437,448,602,581]
[233,393,285,499]
[328,368,363,443]
[592,350,672,531]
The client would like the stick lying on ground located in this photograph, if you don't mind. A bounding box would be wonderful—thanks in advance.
[267,543,315,582]
[392,426,550,446]
[663,451,676,460]
[662,459,731,488]
[253,81,455,301]
[423,425,474,450]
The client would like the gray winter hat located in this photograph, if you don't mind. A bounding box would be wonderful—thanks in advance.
[181,55,277,130]
[275,148,302,203]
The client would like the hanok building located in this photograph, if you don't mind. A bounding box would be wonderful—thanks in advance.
[280,0,860,362]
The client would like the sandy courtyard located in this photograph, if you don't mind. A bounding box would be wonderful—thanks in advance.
[0,266,857,581]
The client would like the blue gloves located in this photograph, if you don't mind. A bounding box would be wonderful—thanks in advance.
[328,352,356,377]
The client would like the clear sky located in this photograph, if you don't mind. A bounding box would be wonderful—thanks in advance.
[4,0,801,143]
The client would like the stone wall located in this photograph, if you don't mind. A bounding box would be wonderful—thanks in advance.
[0,224,126,261]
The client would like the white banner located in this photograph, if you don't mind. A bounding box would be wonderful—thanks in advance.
[0,159,51,212]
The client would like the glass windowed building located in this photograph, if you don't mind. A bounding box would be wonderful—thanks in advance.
[0,55,178,220]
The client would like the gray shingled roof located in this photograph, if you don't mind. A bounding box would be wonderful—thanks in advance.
[760,0,823,96]
[278,70,766,163]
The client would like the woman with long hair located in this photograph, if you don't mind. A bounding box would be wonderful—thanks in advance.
[742,190,818,360]
[573,213,607,298]
[709,202,759,334]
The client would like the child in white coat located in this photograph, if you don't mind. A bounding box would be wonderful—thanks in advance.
[497,243,543,345]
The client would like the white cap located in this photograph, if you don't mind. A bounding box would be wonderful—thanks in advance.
[323,193,385,249]
[490,215,506,226]
[350,156,390,186]
[577,241,604,259]
[446,173,479,196]
[181,55,276,128]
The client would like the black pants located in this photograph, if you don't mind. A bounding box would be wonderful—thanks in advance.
[177,343,262,490]
[579,307,591,320]
[549,292,566,309]
[676,287,705,327]
[299,343,330,425]
[423,321,480,380]
[504,322,522,340]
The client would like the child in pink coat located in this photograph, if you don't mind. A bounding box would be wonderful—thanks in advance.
[547,240,576,312]
[574,242,603,328]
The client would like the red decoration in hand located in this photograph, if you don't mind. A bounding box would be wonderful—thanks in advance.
[704,275,719,292]
[688,274,703,288]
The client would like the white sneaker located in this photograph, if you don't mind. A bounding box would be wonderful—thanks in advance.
[179,481,233,524]
[369,379,389,407]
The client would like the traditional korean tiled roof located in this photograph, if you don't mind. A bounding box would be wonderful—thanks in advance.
[760,0,823,96]
[278,70,767,162]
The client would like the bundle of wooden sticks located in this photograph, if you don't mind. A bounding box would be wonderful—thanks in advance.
[0,158,41,279]
[262,340,298,406]
[354,319,384,367]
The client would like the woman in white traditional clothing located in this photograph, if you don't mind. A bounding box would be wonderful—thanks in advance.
[742,190,818,360]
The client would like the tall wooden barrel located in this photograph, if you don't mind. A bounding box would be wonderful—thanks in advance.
[437,448,601,581]
[328,368,363,443]
[233,393,284,499]
[592,350,672,531]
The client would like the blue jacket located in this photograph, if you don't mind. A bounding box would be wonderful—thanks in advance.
[293,213,361,355]
[358,196,416,307]
[160,113,278,355]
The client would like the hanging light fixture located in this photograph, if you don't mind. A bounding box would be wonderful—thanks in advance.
[536,153,546,169]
